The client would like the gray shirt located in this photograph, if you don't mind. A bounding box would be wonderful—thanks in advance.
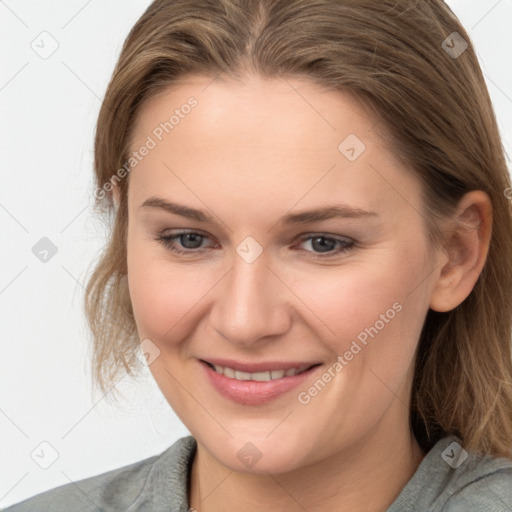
[3,435,512,511]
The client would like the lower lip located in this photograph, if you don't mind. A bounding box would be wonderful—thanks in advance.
[200,360,321,405]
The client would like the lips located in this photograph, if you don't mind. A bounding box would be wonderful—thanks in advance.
[199,358,323,405]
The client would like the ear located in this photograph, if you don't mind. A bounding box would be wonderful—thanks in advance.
[429,190,492,312]
[112,183,121,210]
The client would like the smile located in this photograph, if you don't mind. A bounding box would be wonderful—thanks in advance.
[205,362,313,381]
[200,359,323,405]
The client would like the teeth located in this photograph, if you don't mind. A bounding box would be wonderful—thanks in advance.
[210,363,310,381]
[222,365,235,378]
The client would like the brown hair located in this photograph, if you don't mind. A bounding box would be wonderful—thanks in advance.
[84,0,512,458]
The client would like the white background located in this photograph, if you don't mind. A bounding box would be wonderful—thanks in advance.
[1,0,511,508]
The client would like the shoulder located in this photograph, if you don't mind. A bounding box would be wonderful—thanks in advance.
[443,453,512,511]
[2,435,197,512]
[388,436,512,512]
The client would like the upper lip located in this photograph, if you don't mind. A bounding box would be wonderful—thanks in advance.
[200,358,322,373]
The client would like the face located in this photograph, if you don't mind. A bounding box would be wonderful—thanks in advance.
[125,74,438,473]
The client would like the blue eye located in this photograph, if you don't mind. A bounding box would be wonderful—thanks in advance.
[157,231,211,254]
[156,231,355,258]
[296,234,354,258]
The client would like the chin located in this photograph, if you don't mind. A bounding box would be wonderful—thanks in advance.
[198,432,311,475]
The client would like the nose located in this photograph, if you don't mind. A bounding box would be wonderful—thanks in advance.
[209,252,292,346]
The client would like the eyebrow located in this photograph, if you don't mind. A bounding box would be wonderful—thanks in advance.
[140,196,379,225]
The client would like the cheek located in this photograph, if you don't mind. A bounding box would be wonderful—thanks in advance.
[127,259,204,341]
[289,243,428,365]
[126,232,225,352]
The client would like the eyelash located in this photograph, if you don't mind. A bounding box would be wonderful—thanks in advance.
[155,230,355,259]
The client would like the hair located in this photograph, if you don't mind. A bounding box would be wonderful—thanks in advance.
[84,0,512,458]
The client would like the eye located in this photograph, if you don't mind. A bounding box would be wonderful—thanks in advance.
[295,234,355,258]
[156,230,214,255]
[155,230,355,259]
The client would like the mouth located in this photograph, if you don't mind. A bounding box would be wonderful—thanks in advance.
[201,360,321,381]
[199,358,323,405]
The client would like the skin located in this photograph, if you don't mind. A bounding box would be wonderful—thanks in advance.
[116,74,492,511]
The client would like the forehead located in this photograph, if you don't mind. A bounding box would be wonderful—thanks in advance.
[131,74,379,151]
[127,74,422,219]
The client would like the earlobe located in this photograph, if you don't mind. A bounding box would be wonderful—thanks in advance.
[429,190,492,313]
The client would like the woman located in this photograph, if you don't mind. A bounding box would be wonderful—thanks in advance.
[6,0,512,510]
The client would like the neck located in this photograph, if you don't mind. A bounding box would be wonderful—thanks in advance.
[188,418,425,512]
